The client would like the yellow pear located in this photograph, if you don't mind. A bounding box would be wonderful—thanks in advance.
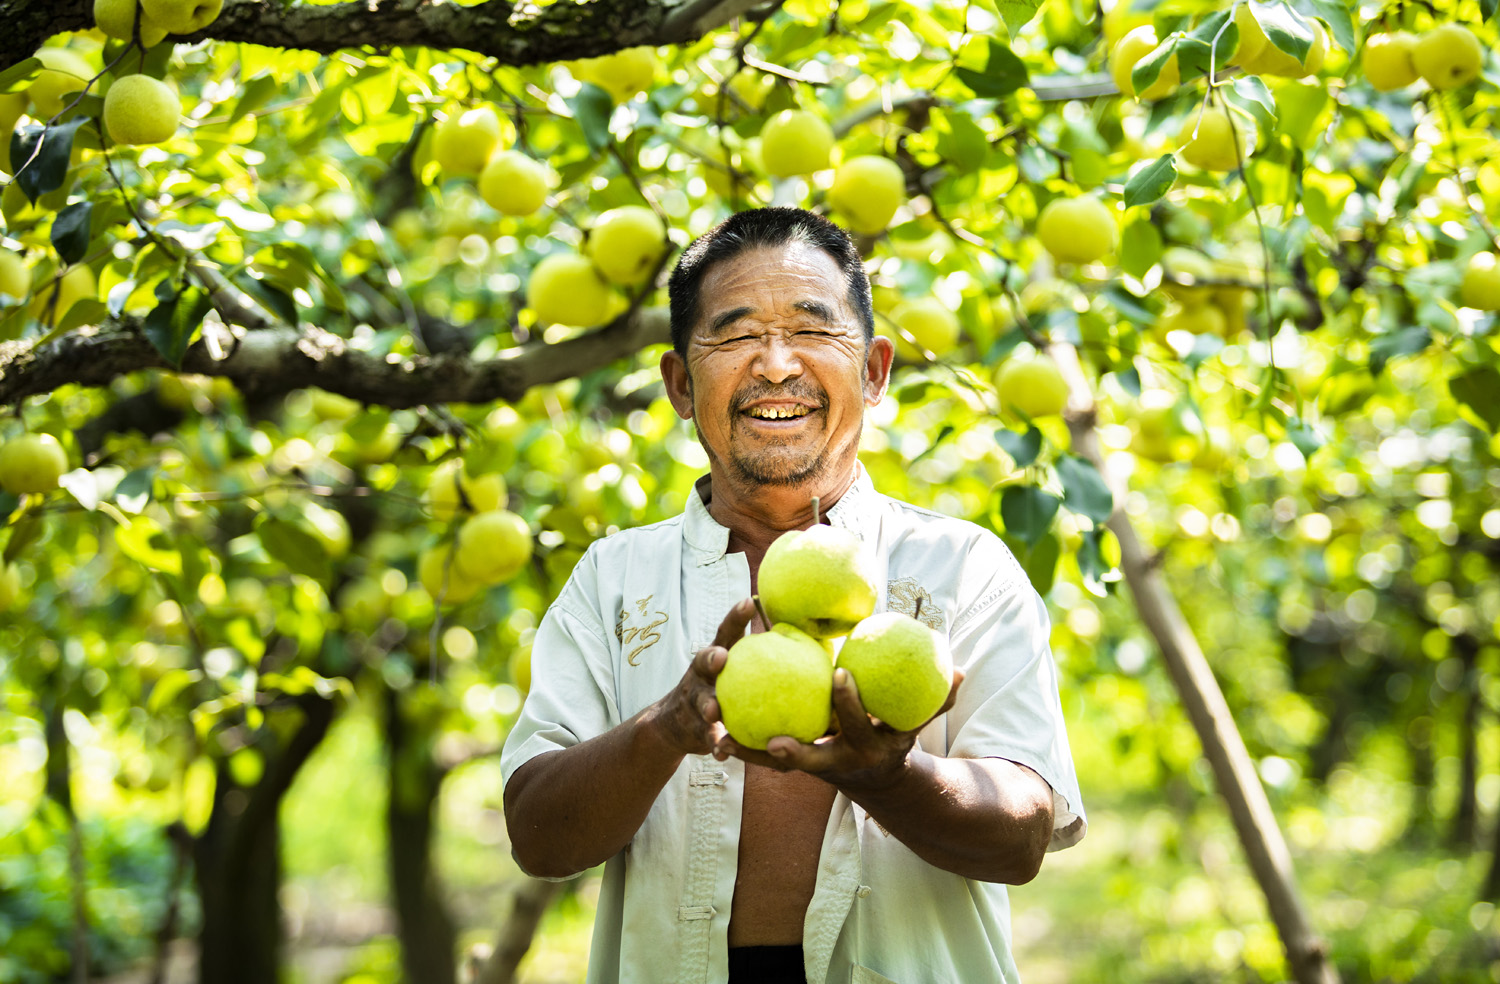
[0,250,29,303]
[104,74,179,145]
[1178,107,1254,171]
[716,623,835,750]
[759,109,835,177]
[758,524,877,640]
[27,48,94,119]
[836,612,952,732]
[828,155,906,234]
[585,206,668,286]
[94,0,169,46]
[1111,26,1180,100]
[996,355,1070,419]
[432,105,503,176]
[1036,196,1117,264]
[1362,32,1419,91]
[528,253,612,327]
[478,150,553,216]
[1413,24,1484,90]
[139,0,222,34]
[0,433,69,494]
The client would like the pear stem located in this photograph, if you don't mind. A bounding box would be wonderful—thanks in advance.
[751,593,772,630]
[914,597,924,620]
[811,495,821,525]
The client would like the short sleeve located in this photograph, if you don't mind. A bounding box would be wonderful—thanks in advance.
[500,551,622,792]
[945,542,1086,851]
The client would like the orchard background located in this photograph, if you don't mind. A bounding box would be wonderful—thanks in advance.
[1,0,1499,981]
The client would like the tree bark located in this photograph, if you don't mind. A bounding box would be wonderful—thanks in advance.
[472,879,568,984]
[191,694,334,984]
[385,683,459,984]
[1048,343,1340,984]
[1451,634,1480,849]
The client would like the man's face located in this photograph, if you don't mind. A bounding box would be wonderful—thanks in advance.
[662,243,893,489]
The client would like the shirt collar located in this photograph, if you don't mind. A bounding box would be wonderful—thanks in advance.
[681,464,880,565]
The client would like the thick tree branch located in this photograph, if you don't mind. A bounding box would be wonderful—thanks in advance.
[1,0,774,73]
[0,307,669,408]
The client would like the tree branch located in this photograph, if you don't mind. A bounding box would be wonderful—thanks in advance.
[0,307,669,408]
[1,0,777,73]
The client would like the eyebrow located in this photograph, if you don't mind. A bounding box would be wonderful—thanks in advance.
[703,300,838,337]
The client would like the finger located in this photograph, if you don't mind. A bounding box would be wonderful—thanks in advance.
[715,735,795,771]
[712,598,756,651]
[697,695,720,724]
[830,668,878,738]
[765,733,840,773]
[691,645,728,681]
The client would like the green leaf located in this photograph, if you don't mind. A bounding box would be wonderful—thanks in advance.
[257,516,331,582]
[1484,0,1498,22]
[3,513,42,564]
[569,83,615,154]
[1285,417,1324,458]
[955,39,1029,98]
[1019,531,1061,596]
[1055,454,1114,523]
[143,284,211,369]
[1077,527,1114,591]
[1118,218,1163,281]
[1254,2,1315,62]
[1306,0,1355,53]
[13,118,85,203]
[1130,38,1173,94]
[1124,155,1178,207]
[1448,366,1500,431]
[0,58,41,95]
[995,0,1045,38]
[50,201,93,265]
[999,485,1060,547]
[229,73,279,127]
[996,426,1043,467]
[1368,325,1430,374]
[1181,12,1239,78]
[115,467,155,513]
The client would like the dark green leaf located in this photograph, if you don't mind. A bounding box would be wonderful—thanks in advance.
[1254,3,1315,61]
[955,40,1029,98]
[1285,417,1324,458]
[143,285,211,369]
[1055,454,1114,523]
[50,201,92,265]
[1306,0,1355,52]
[1103,284,1155,325]
[237,274,298,326]
[1077,528,1114,591]
[229,74,279,127]
[13,118,85,203]
[1118,219,1163,281]
[1183,12,1240,77]
[569,83,615,154]
[1484,0,1498,21]
[1368,325,1430,374]
[1115,366,1142,397]
[115,467,155,513]
[257,516,331,582]
[999,485,1060,547]
[996,426,1043,467]
[1130,38,1174,94]
[1019,531,1061,596]
[1448,366,1500,431]
[1123,154,1178,207]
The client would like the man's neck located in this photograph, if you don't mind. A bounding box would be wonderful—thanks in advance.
[700,465,859,557]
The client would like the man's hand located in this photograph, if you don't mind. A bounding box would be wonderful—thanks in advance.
[711,664,965,791]
[641,598,755,756]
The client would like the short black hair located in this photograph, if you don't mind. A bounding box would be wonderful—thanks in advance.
[667,207,874,357]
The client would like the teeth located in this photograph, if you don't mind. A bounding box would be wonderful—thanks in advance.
[748,405,810,419]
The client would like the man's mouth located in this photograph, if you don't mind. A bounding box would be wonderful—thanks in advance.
[744,404,814,420]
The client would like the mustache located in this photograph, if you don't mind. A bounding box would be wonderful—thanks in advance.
[731,383,825,412]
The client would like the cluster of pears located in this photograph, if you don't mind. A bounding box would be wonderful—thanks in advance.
[755,108,908,234]
[1362,24,1484,92]
[0,432,71,616]
[417,460,533,605]
[715,499,953,750]
[91,0,221,144]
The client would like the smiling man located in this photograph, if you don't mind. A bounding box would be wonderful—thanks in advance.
[502,208,1085,984]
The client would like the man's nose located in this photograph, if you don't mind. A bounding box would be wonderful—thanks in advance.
[750,332,804,383]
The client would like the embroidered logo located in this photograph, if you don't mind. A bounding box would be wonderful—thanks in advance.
[886,577,944,631]
[616,595,669,666]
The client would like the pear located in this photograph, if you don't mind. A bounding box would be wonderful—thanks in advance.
[757,523,876,639]
[716,622,834,750]
[836,611,952,732]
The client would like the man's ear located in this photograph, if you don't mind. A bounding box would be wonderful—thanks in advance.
[660,349,694,419]
[863,335,895,407]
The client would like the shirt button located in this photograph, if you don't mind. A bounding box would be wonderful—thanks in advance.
[856,885,871,898]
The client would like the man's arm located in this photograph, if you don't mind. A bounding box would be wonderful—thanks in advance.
[504,600,754,879]
[716,667,1055,884]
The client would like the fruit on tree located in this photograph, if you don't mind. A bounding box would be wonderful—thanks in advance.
[715,622,835,749]
[573,47,657,103]
[1036,196,1117,265]
[528,252,612,327]
[1362,32,1419,91]
[418,544,483,604]
[1233,4,1326,77]
[139,0,222,34]
[1111,26,1180,100]
[759,109,835,177]
[104,74,179,146]
[0,250,29,302]
[890,298,960,360]
[0,433,69,493]
[454,509,533,584]
[0,562,21,611]
[478,150,553,216]
[827,155,906,234]
[426,459,506,522]
[300,501,351,559]
[27,48,93,119]
[585,205,667,286]
[95,0,169,46]
[1102,0,1151,45]
[432,105,503,176]
[836,611,953,731]
[1460,252,1500,310]
[1178,107,1253,171]
[758,523,877,639]
[1412,24,1484,90]
[996,355,1070,419]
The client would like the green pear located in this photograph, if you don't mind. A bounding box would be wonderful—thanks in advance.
[757,524,876,639]
[139,0,222,34]
[716,622,834,750]
[835,611,952,732]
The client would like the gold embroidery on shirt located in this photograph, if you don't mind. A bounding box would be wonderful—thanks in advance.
[886,577,944,630]
[616,595,670,666]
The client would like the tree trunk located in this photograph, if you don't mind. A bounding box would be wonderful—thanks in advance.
[472,879,568,984]
[1049,344,1340,984]
[193,695,335,984]
[1450,634,1480,849]
[386,685,459,984]
[43,686,89,984]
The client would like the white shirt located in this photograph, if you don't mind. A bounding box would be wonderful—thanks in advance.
[502,468,1086,984]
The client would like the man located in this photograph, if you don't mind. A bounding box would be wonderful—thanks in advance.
[502,208,1085,984]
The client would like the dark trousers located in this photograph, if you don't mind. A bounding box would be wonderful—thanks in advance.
[727,945,805,984]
